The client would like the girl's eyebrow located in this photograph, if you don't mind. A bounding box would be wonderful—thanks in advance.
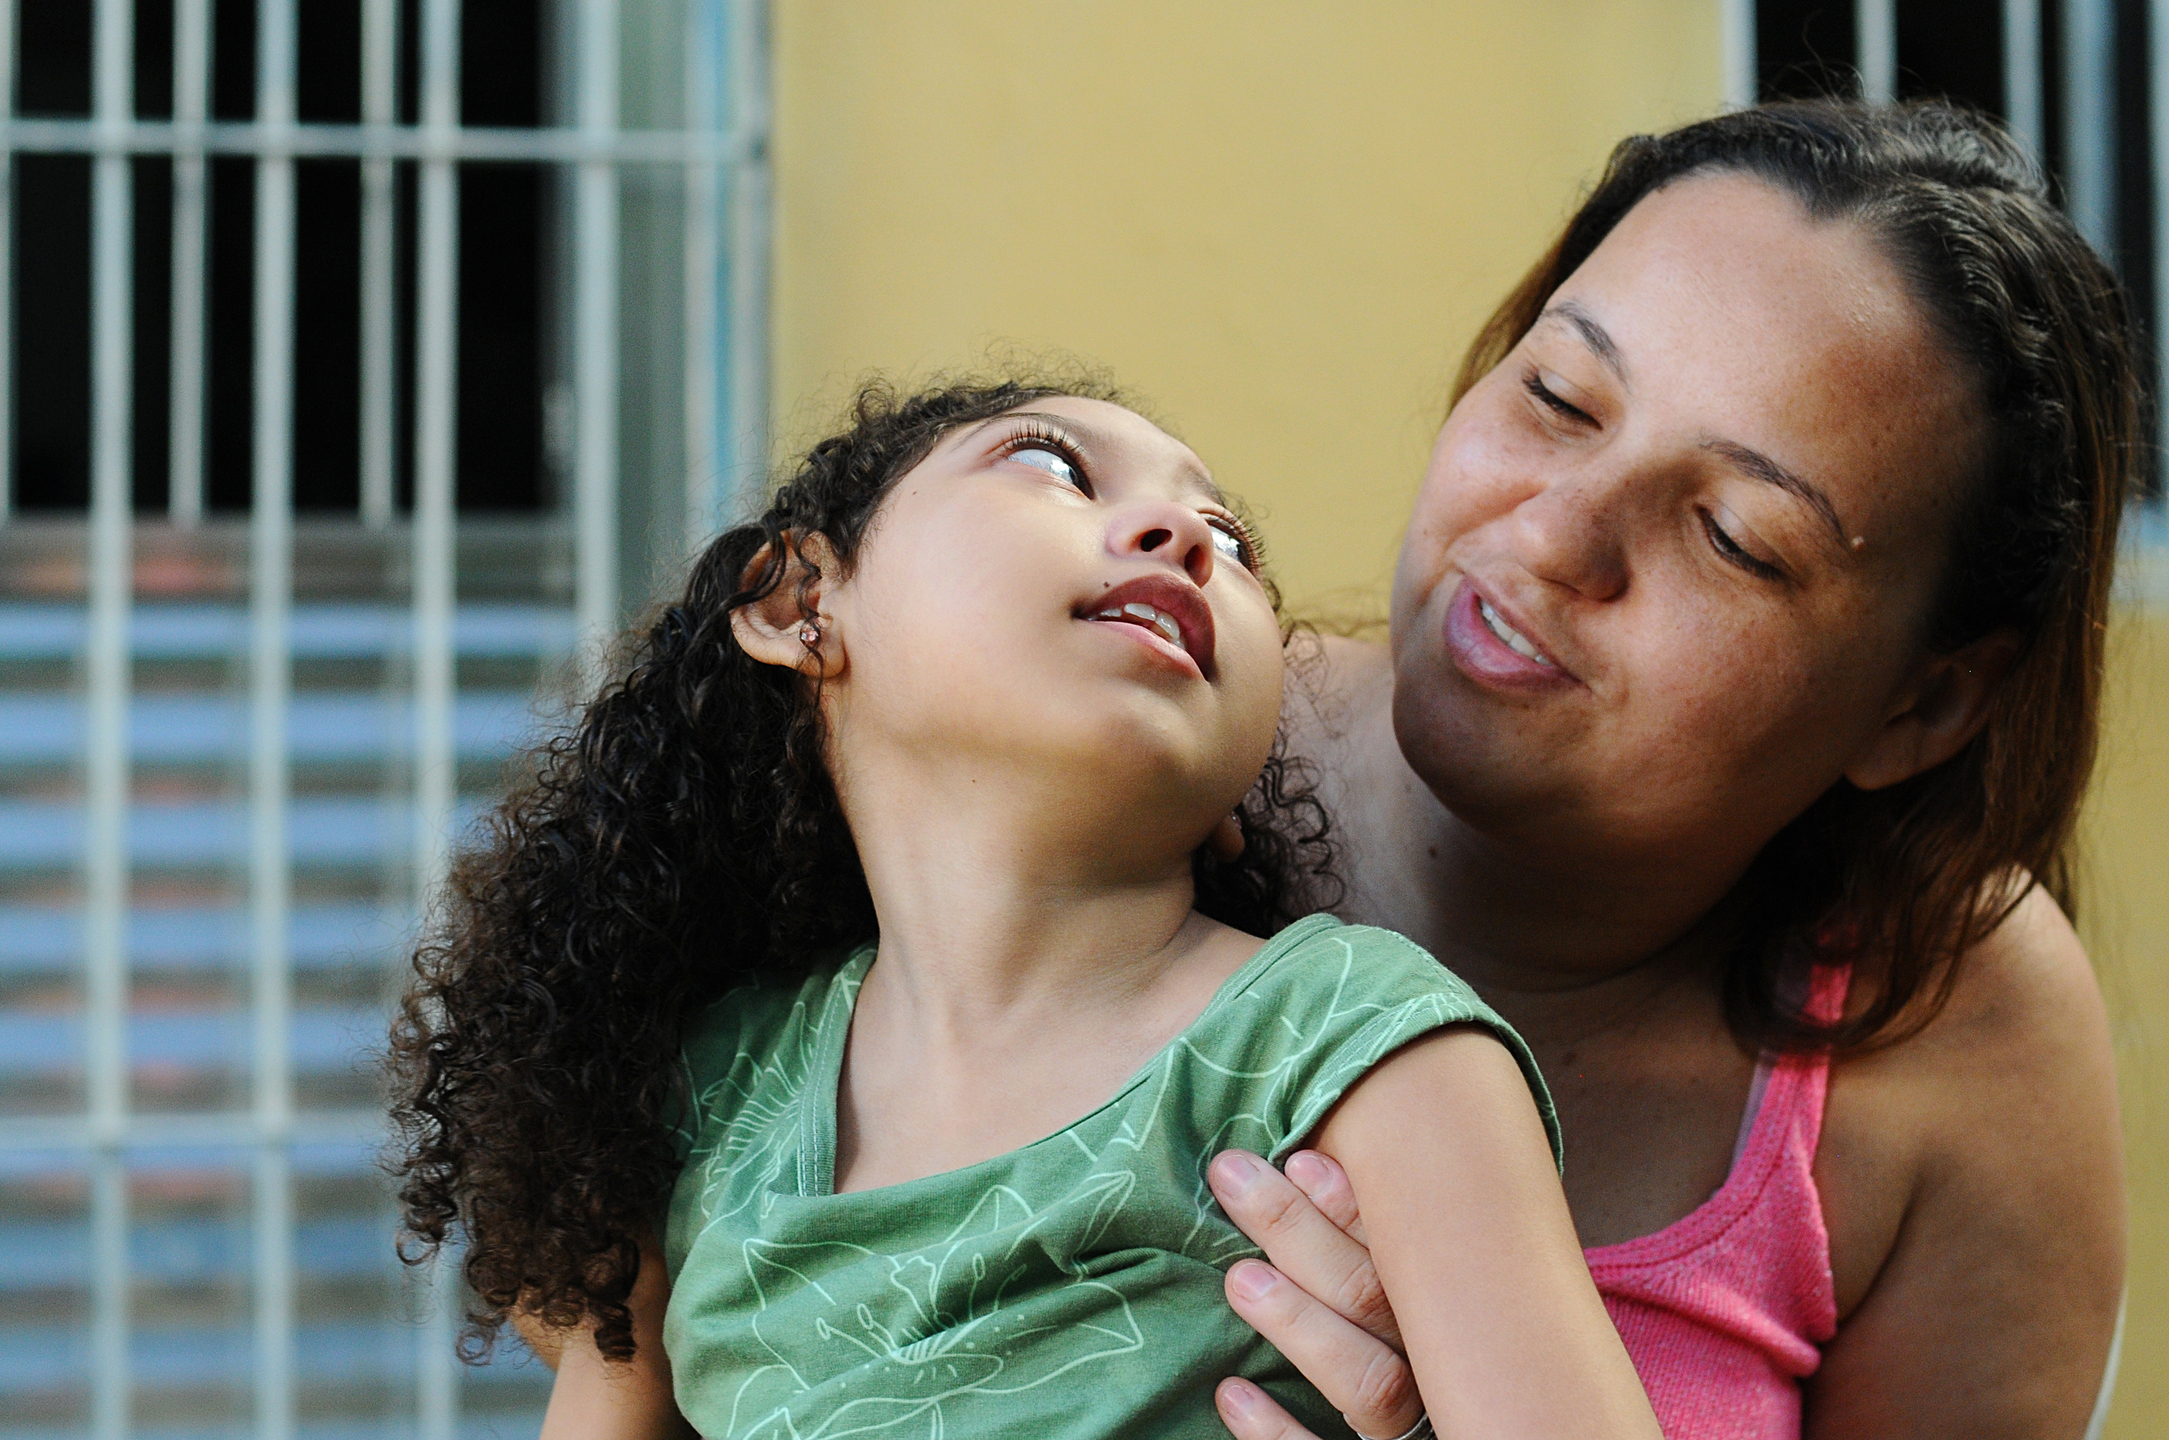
[973,410,1227,505]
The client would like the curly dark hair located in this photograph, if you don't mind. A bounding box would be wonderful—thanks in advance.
[387,376,1336,1361]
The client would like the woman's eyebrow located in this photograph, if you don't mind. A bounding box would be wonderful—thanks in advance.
[1701,437,1850,547]
[1541,300,1629,385]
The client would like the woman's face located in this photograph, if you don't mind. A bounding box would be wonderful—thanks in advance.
[821,396,1286,854]
[1391,172,1985,868]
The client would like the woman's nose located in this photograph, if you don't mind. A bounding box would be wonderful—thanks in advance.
[1509,470,1630,602]
[1108,499,1217,587]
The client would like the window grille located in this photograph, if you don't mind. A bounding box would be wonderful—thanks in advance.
[0,1,770,1436]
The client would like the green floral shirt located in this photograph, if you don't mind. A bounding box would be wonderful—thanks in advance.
[663,914,1558,1440]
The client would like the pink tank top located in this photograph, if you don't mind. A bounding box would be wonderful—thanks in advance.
[1583,966,1849,1439]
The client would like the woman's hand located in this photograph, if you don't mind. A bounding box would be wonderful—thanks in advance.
[1208,1147,1418,1440]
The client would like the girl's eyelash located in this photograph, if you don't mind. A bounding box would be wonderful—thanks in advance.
[1207,512,1264,571]
[1523,370,1593,423]
[1700,510,1785,582]
[998,422,1092,493]
[997,420,1263,572]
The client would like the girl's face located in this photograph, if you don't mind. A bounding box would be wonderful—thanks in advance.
[821,397,1286,853]
[1391,172,1987,873]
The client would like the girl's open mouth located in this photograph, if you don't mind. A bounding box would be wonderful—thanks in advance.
[1081,575,1216,678]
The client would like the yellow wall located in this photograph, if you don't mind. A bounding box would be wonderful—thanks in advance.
[2084,601,2168,1440]
[770,0,1721,614]
[770,5,2163,1431]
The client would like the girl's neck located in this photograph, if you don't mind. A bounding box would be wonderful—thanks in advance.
[841,755,1219,1032]
[830,761,1263,1193]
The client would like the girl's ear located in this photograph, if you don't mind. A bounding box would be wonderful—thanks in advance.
[731,533,845,678]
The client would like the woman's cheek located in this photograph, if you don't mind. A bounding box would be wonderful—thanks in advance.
[1392,471,1489,633]
[1662,618,1838,785]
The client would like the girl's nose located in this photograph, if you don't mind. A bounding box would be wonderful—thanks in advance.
[1509,469,1630,602]
[1108,499,1217,588]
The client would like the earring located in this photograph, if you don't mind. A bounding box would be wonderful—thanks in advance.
[1206,813,1246,861]
[799,625,820,645]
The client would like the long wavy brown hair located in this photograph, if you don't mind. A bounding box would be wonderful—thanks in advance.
[387,377,1336,1359]
[1455,99,2141,1052]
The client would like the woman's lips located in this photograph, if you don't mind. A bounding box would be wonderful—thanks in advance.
[1443,578,1576,691]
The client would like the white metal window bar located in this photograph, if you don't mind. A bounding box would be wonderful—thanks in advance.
[1721,0,1756,109]
[2064,0,2119,253]
[0,1,771,1436]
[2004,0,2045,169]
[1854,0,1896,104]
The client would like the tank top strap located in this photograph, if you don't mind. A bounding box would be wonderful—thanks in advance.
[1584,965,1851,1438]
[1770,961,1851,1166]
[1802,961,1851,1027]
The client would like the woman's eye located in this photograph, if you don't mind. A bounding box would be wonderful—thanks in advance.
[1523,371,1593,425]
[1701,511,1783,581]
[1009,444,1084,489]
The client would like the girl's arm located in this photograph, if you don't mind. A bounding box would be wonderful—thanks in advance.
[523,1239,698,1440]
[1221,1026,1659,1440]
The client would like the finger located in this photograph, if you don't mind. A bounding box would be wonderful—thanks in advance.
[1284,1149,1366,1247]
[1224,1260,1422,1440]
[1209,1150,1399,1347]
[1214,1377,1322,1440]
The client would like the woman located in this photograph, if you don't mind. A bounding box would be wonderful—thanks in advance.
[1206,101,2130,1439]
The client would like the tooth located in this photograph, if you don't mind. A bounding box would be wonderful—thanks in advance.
[1125,602,1183,649]
[1479,597,1553,666]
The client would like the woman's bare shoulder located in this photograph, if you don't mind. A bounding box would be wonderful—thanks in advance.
[1286,633,1390,742]
[1820,885,2122,1323]
[1880,885,2111,1096]
[1811,897,2124,1431]
[1313,630,1392,676]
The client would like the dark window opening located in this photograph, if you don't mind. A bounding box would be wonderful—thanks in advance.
[9,0,552,515]
[15,156,91,510]
[17,1,91,119]
[1757,2,1859,101]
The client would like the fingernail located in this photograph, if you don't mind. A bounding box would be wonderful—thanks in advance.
[1217,1378,1263,1419]
[1285,1150,1328,1189]
[1210,1150,1265,1195]
[1228,1259,1279,1302]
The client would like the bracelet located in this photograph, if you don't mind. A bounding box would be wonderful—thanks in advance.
[1350,1414,1433,1440]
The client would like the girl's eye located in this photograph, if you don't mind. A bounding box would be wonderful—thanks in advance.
[1207,517,1257,570]
[1700,511,1784,582]
[1008,444,1085,490]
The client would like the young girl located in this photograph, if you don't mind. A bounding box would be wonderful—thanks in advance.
[389,378,1660,1439]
